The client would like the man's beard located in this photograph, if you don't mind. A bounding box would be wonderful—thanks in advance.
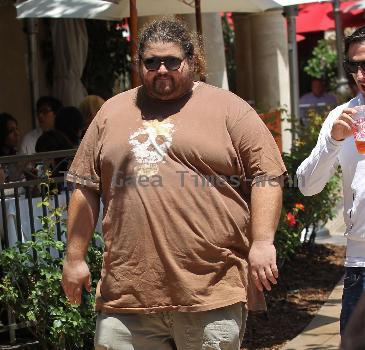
[152,76,176,97]
[140,68,194,101]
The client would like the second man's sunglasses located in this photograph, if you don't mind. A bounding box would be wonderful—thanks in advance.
[343,59,365,74]
[143,56,184,71]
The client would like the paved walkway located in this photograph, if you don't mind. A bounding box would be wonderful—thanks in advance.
[282,220,346,350]
[282,278,343,350]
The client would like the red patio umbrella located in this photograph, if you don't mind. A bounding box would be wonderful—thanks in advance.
[296,1,365,34]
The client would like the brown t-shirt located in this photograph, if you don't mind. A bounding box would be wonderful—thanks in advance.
[67,83,286,314]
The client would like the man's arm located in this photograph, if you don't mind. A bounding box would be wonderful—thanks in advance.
[61,184,100,304]
[297,107,355,196]
[248,178,283,292]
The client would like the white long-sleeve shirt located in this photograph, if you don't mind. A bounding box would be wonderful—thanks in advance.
[297,94,365,267]
[20,128,42,155]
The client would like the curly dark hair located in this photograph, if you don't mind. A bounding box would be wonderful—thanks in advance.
[138,18,206,79]
[344,26,365,57]
[36,96,62,114]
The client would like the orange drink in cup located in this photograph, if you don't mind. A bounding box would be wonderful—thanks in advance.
[352,106,365,154]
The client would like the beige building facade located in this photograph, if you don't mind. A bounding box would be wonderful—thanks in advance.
[234,10,292,152]
[0,3,49,138]
[1,3,33,137]
[0,6,292,152]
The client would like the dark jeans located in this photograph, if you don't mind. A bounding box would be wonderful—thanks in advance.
[340,267,365,334]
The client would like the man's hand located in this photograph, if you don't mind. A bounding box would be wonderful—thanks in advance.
[61,258,91,305]
[61,186,100,305]
[331,108,357,141]
[248,240,278,292]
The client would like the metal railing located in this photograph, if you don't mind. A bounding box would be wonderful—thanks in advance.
[0,149,76,344]
[299,102,333,126]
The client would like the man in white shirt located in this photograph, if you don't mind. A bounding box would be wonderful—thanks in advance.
[297,26,365,335]
[20,96,62,154]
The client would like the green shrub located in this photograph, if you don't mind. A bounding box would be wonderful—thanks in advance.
[304,38,338,91]
[0,183,103,349]
[275,108,341,261]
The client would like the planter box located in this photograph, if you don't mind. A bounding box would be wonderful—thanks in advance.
[259,110,282,152]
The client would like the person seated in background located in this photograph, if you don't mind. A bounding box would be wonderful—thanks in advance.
[0,113,19,157]
[299,78,338,125]
[0,113,23,182]
[20,96,63,154]
[55,107,84,147]
[35,129,74,183]
[79,95,105,135]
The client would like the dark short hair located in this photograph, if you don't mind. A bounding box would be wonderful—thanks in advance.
[344,26,365,57]
[138,18,206,78]
[0,113,17,154]
[35,130,74,179]
[55,107,83,146]
[35,129,73,153]
[36,96,63,114]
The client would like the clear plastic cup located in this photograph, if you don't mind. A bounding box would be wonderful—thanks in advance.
[352,105,365,154]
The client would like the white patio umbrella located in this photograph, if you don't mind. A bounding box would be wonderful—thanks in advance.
[51,19,88,107]
[344,0,365,11]
[16,0,330,117]
[16,0,328,20]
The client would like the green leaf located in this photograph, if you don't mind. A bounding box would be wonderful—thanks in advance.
[53,319,62,328]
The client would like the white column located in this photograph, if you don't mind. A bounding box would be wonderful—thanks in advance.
[182,13,229,90]
[250,10,291,152]
[234,10,291,153]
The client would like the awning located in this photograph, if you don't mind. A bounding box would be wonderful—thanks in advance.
[15,0,332,122]
[16,0,332,20]
[297,1,365,33]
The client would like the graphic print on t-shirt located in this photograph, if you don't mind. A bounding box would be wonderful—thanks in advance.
[129,119,175,176]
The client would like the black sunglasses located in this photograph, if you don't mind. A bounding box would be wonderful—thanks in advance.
[142,56,184,71]
[343,59,365,74]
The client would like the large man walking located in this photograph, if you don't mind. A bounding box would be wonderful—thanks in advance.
[62,19,286,349]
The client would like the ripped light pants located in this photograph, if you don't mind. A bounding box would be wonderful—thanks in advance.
[94,302,247,350]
